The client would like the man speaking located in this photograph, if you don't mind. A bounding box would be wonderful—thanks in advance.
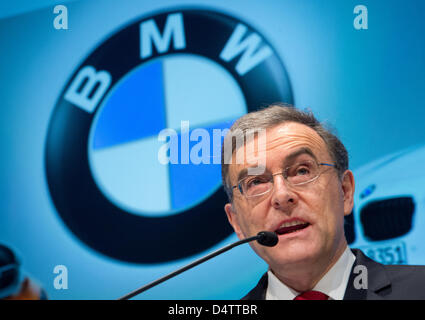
[221,104,425,300]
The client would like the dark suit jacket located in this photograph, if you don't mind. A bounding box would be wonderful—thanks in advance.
[242,249,425,300]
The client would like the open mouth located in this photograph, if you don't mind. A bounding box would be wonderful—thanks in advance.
[275,222,310,235]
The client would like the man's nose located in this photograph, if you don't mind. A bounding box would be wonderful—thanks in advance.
[270,174,298,211]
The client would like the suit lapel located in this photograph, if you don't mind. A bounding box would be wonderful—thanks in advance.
[243,249,392,300]
[344,249,392,300]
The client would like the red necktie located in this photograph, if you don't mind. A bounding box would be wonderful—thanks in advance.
[294,290,328,300]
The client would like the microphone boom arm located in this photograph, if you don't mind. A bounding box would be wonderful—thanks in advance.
[118,234,262,300]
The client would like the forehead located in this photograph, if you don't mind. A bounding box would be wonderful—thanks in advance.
[229,122,330,180]
[265,122,328,155]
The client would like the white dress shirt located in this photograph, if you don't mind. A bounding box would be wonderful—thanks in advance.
[266,246,356,300]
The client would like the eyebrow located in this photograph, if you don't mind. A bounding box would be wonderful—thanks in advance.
[284,147,318,164]
[236,165,266,183]
[234,147,317,184]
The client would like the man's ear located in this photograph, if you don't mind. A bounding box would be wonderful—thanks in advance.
[341,170,355,216]
[224,203,244,240]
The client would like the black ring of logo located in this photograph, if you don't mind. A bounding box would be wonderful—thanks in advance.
[45,9,293,263]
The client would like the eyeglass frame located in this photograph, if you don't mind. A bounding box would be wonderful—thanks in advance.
[231,160,337,199]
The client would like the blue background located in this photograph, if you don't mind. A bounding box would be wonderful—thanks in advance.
[0,0,424,299]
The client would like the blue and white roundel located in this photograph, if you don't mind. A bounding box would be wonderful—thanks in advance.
[45,9,293,263]
[88,54,246,217]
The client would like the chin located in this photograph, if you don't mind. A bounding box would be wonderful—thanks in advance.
[265,241,321,267]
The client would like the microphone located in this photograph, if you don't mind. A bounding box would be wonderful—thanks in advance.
[117,231,278,300]
[256,231,279,247]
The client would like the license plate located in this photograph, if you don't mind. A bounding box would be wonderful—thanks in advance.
[358,242,407,265]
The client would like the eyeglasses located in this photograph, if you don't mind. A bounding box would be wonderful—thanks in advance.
[232,160,337,198]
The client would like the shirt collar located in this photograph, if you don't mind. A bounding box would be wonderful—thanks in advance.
[266,246,356,300]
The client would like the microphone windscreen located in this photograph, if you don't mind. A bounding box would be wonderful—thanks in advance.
[256,231,278,247]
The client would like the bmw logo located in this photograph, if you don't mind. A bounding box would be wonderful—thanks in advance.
[45,8,293,263]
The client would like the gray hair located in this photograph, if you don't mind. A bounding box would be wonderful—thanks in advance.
[221,103,349,202]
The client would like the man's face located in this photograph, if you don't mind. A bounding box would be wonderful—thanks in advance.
[224,122,355,273]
